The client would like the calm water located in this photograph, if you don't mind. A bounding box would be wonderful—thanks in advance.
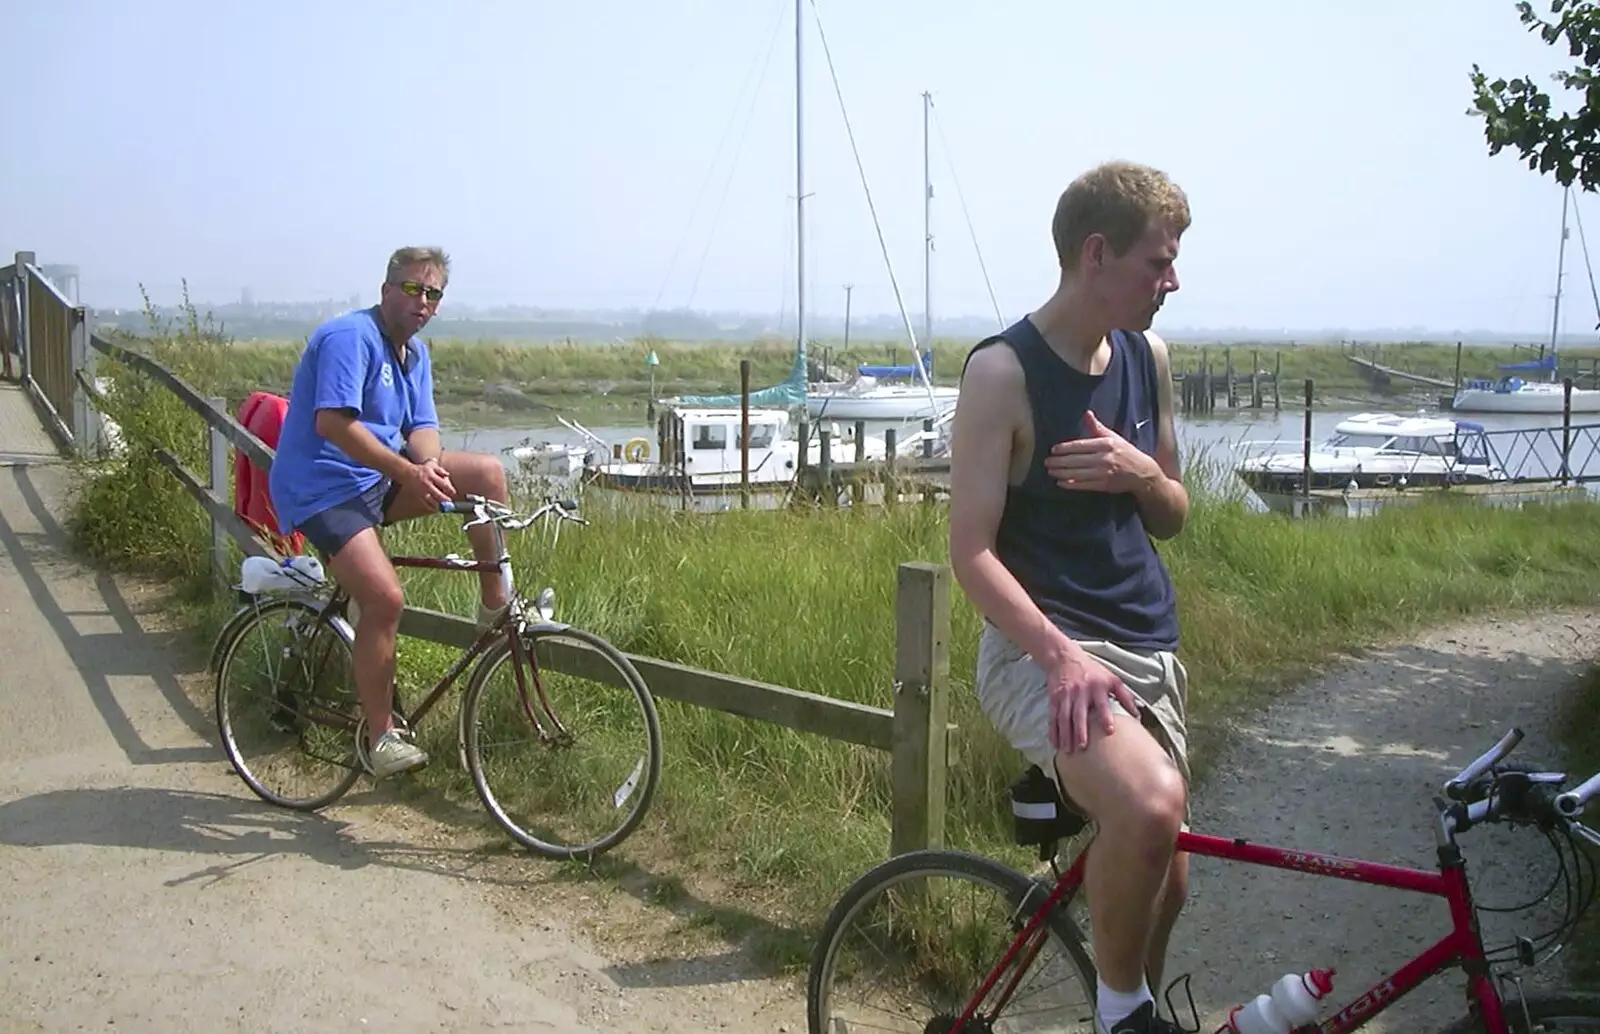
[441,402,1600,501]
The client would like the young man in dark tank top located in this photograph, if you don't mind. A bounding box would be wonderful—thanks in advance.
[948,160,1192,1034]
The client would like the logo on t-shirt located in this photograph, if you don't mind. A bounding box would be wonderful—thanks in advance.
[380,362,394,388]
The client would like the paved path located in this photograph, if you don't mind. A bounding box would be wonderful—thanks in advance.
[0,460,805,1033]
[0,383,66,467]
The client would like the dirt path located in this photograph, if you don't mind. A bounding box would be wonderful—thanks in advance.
[0,458,1594,1033]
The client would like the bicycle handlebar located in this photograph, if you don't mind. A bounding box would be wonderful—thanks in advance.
[437,494,589,530]
[1444,727,1524,798]
[1442,726,1600,840]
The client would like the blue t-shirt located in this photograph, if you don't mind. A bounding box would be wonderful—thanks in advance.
[268,307,439,533]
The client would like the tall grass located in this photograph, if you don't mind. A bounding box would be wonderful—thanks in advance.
[68,287,236,602]
[370,470,1600,964]
[67,316,1600,968]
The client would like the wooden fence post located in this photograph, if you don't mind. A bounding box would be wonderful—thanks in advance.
[207,396,230,589]
[14,252,34,386]
[69,305,94,453]
[891,561,950,856]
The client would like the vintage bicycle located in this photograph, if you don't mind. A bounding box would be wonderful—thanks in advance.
[210,493,662,862]
[807,726,1600,1033]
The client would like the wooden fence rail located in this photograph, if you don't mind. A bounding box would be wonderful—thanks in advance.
[77,335,960,858]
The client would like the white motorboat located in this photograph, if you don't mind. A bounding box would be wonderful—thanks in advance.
[587,405,888,497]
[1233,411,1508,511]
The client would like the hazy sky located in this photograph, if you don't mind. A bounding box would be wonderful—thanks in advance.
[3,1,1595,336]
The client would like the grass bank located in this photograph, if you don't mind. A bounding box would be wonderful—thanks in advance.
[68,316,1600,971]
[107,315,1600,429]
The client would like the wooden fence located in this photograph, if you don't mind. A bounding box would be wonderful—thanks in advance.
[1,252,96,449]
[45,319,960,859]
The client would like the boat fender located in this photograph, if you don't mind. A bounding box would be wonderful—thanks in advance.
[623,437,651,463]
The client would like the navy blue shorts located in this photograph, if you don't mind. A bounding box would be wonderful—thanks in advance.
[297,478,403,560]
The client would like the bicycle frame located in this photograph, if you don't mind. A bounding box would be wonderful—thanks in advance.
[961,823,1507,1034]
[315,507,561,739]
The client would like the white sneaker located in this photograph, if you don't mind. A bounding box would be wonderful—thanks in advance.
[367,728,429,778]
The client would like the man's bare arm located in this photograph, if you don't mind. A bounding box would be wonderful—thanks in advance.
[948,345,1081,668]
[1134,331,1189,539]
[405,426,443,464]
[316,408,417,481]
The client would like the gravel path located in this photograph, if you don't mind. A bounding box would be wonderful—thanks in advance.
[1163,609,1599,1032]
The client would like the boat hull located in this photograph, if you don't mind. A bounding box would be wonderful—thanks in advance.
[1451,384,1600,413]
[804,386,959,422]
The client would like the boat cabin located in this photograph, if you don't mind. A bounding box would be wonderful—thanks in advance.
[654,406,795,480]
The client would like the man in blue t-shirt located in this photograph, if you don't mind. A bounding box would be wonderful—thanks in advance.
[269,246,509,780]
[948,162,1193,1034]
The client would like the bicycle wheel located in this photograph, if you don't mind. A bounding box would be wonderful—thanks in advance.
[809,848,1099,1034]
[1434,990,1600,1032]
[214,597,362,810]
[461,625,661,861]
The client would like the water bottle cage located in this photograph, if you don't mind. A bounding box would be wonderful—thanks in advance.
[1010,764,1089,856]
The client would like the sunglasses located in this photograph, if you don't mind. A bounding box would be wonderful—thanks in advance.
[393,280,444,303]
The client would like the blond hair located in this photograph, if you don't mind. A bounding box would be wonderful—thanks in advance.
[386,246,451,287]
[1052,161,1190,270]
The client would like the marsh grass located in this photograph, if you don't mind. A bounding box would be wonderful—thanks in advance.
[66,316,1600,970]
[169,330,1600,425]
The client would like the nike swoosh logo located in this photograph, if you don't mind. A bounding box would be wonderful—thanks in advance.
[1136,418,1150,429]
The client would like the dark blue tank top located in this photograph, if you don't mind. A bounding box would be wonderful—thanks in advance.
[966,317,1179,651]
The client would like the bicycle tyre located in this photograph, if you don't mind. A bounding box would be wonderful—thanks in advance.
[214,597,362,811]
[460,625,662,861]
[808,847,1098,1034]
[1433,990,1600,1032]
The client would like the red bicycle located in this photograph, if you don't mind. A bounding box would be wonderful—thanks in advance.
[807,726,1600,1032]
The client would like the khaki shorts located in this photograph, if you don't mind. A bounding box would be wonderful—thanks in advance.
[976,620,1191,817]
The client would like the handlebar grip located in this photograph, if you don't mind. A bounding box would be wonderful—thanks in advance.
[438,501,458,513]
[1445,727,1524,799]
[1556,771,1600,817]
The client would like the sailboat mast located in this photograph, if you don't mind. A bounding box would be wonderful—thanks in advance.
[794,0,807,377]
[922,90,933,353]
[1550,184,1570,367]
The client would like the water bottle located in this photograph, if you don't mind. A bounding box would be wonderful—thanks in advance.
[1271,968,1336,1027]
[1216,967,1335,1034]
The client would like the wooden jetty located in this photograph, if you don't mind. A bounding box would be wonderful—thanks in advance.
[1344,354,1455,392]
[1173,347,1282,414]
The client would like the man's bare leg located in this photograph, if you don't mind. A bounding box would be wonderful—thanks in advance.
[322,527,427,776]
[1054,712,1186,1026]
[1144,852,1190,997]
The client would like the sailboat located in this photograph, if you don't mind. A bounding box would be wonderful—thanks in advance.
[806,93,960,422]
[670,2,954,426]
[1452,185,1600,414]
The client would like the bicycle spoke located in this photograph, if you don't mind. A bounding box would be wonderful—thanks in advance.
[216,599,362,810]
[811,854,1097,1033]
[463,627,661,860]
